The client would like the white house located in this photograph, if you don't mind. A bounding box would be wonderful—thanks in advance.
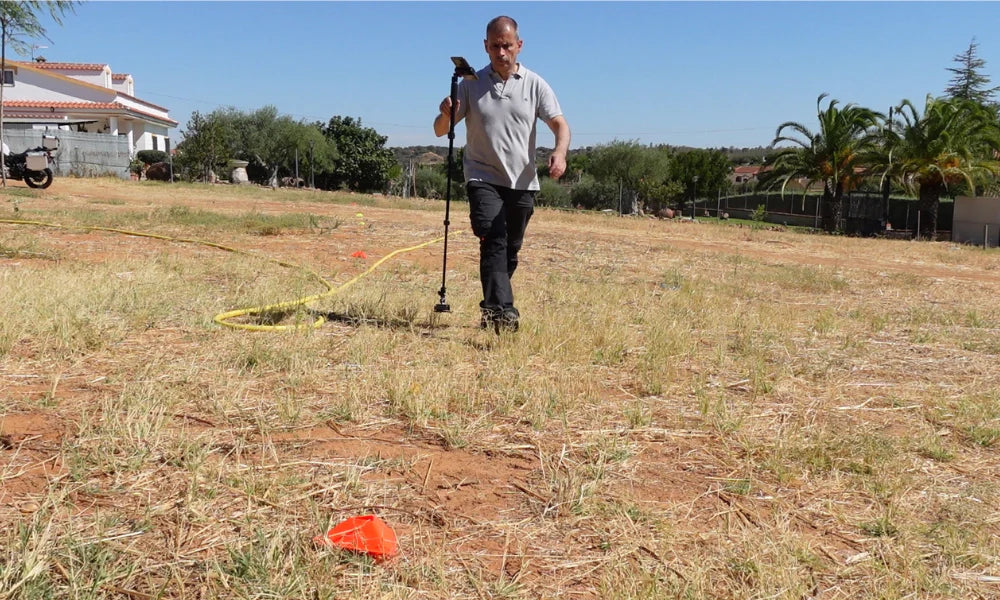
[1,59,177,156]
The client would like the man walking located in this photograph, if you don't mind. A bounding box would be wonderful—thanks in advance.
[434,15,571,332]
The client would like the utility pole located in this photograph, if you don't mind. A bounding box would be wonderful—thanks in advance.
[882,105,894,232]
[692,175,699,219]
[166,138,173,183]
[410,160,416,197]
[618,180,623,216]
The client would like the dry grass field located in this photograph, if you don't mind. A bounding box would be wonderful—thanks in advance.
[2,177,999,599]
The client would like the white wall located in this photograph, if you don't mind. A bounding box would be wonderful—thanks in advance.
[952,196,1000,248]
[6,68,115,103]
[40,67,111,88]
[131,121,147,151]
[111,76,135,96]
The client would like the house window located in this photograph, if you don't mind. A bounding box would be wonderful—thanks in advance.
[2,70,14,86]
[152,136,158,151]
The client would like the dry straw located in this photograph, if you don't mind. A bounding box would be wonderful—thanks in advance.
[1,178,999,598]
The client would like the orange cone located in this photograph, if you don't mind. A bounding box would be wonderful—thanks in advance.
[350,251,368,259]
[313,515,398,561]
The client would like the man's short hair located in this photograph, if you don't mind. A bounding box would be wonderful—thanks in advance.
[487,16,518,37]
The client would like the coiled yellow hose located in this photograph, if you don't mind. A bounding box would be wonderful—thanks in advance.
[0,217,455,332]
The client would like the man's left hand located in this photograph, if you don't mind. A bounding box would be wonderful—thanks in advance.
[544,115,571,181]
[548,153,567,180]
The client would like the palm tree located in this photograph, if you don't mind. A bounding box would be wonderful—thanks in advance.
[763,94,882,232]
[890,95,1000,237]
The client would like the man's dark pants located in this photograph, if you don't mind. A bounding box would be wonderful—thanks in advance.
[467,181,535,319]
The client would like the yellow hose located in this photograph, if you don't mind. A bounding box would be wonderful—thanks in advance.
[214,234,454,331]
[0,217,457,332]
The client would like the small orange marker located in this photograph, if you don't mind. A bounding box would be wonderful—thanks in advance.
[351,251,368,259]
[314,515,398,560]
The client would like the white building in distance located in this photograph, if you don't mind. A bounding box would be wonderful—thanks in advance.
[2,59,177,156]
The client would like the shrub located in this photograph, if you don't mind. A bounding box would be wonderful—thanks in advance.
[537,178,571,208]
[136,150,169,165]
[415,166,448,199]
[129,157,144,177]
[570,175,618,211]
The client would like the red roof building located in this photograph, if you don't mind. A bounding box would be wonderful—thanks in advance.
[1,59,176,155]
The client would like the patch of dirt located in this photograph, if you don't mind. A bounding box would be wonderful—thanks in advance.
[0,412,67,500]
[0,412,66,445]
[271,423,538,523]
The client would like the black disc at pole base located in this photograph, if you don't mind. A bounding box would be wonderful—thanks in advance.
[434,303,451,313]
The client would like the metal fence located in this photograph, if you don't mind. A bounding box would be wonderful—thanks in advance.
[5,129,130,179]
[715,191,955,234]
[953,220,1000,248]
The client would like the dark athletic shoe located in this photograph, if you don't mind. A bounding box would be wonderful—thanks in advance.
[497,307,519,333]
[480,308,501,331]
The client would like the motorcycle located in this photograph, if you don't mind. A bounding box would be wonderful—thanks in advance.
[3,135,58,189]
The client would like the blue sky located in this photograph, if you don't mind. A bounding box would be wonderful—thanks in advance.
[26,1,1000,150]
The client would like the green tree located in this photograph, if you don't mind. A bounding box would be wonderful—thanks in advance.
[634,146,679,213]
[174,109,238,181]
[565,151,590,182]
[434,146,465,200]
[889,95,1000,237]
[587,140,644,214]
[236,106,283,183]
[636,174,683,214]
[944,38,1000,106]
[0,1,77,187]
[588,140,671,215]
[280,120,337,188]
[237,107,337,185]
[764,94,882,232]
[536,177,571,208]
[670,148,732,215]
[569,173,617,211]
[175,107,336,184]
[322,116,395,192]
[414,165,447,199]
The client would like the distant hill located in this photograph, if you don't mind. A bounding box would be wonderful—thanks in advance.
[392,146,449,165]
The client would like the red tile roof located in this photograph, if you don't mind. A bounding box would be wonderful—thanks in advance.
[4,100,119,110]
[116,91,168,112]
[112,73,131,81]
[2,100,178,126]
[3,113,69,119]
[26,62,108,71]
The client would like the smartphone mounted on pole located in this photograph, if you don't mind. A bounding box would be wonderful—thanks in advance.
[451,56,477,80]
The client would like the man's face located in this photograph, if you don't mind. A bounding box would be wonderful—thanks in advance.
[484,25,522,75]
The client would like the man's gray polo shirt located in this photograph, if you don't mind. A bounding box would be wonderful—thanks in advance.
[455,64,562,191]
